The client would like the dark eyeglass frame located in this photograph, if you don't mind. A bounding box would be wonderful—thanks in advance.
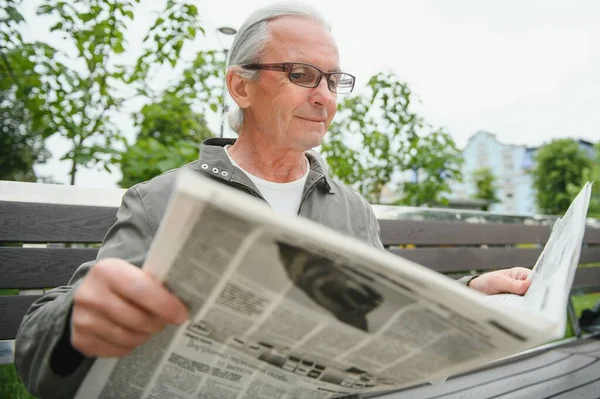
[241,62,356,94]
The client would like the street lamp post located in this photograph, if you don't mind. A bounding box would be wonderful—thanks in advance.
[216,26,237,137]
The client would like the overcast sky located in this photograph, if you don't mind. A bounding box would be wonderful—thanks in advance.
[20,0,600,188]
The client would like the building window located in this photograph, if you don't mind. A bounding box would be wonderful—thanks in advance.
[477,143,489,167]
[502,149,513,171]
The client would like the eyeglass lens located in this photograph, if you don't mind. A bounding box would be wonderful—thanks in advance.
[288,64,354,93]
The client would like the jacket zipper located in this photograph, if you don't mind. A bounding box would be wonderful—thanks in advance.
[297,176,324,215]
[229,174,325,214]
[228,178,267,202]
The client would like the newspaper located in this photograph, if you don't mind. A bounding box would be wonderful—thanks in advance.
[483,182,592,337]
[74,172,592,399]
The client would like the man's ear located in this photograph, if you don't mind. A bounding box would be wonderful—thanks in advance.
[227,68,251,109]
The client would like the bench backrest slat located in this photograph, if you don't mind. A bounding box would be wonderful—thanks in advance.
[379,219,600,246]
[3,247,597,290]
[573,267,600,291]
[0,296,41,341]
[0,248,99,289]
[389,247,600,273]
[0,201,117,243]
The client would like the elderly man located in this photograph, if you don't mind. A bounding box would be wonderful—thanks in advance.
[15,2,531,398]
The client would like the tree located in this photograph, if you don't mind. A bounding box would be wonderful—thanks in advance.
[2,0,215,185]
[0,87,50,181]
[567,142,600,218]
[471,167,499,211]
[321,72,463,205]
[118,137,201,188]
[532,139,592,215]
[0,0,54,181]
[118,93,214,187]
[135,94,212,144]
[118,50,225,187]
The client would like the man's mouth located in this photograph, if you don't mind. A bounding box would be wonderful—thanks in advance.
[298,116,326,123]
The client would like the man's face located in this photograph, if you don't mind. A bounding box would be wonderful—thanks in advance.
[245,17,340,151]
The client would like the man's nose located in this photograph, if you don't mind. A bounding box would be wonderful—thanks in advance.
[310,77,335,107]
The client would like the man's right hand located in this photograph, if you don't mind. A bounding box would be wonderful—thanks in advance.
[71,258,189,358]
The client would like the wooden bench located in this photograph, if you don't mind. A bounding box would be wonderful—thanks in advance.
[1,181,600,398]
[0,181,125,347]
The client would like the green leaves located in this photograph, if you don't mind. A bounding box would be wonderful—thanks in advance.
[135,93,213,145]
[533,139,594,215]
[569,142,600,218]
[171,50,226,115]
[4,0,224,185]
[118,137,201,188]
[118,89,216,186]
[113,41,125,54]
[1,1,53,181]
[322,71,463,205]
[16,0,142,183]
[472,167,499,211]
[49,22,63,32]
[132,0,206,81]
[0,86,50,181]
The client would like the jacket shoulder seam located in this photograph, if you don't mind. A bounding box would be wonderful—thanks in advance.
[132,185,156,236]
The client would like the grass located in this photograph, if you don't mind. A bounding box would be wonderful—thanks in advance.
[0,289,37,398]
[0,364,36,399]
[571,293,600,314]
[564,293,600,338]
[579,262,600,268]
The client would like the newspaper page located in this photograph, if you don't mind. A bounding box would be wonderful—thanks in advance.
[74,171,590,399]
[483,182,592,336]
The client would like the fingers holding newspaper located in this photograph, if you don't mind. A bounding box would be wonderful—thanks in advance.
[71,257,189,357]
[468,267,532,296]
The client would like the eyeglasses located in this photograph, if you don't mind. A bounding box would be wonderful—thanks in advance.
[241,62,356,94]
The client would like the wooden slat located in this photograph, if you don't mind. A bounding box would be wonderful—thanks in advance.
[0,201,117,243]
[1,246,596,290]
[579,247,600,264]
[573,267,600,290]
[0,248,98,289]
[379,220,551,246]
[584,227,600,244]
[390,247,542,272]
[388,247,600,273]
[0,295,40,341]
[379,220,600,246]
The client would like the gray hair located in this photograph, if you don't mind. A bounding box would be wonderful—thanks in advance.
[225,2,331,133]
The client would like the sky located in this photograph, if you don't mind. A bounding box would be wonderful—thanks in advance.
[18,0,600,188]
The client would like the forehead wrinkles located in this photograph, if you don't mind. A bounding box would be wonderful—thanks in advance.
[263,17,340,71]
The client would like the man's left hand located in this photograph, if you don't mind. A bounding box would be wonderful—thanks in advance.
[468,267,532,295]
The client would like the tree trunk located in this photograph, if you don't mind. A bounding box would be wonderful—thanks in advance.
[69,158,77,185]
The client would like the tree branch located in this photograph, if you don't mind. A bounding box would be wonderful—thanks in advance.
[87,105,110,138]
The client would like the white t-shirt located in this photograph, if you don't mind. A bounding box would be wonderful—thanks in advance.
[224,147,309,216]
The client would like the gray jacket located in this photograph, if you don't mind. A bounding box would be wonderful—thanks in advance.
[15,138,474,398]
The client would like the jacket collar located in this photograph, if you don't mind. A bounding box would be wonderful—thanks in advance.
[193,137,336,194]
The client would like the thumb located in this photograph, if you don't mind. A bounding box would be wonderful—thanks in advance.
[507,277,531,295]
